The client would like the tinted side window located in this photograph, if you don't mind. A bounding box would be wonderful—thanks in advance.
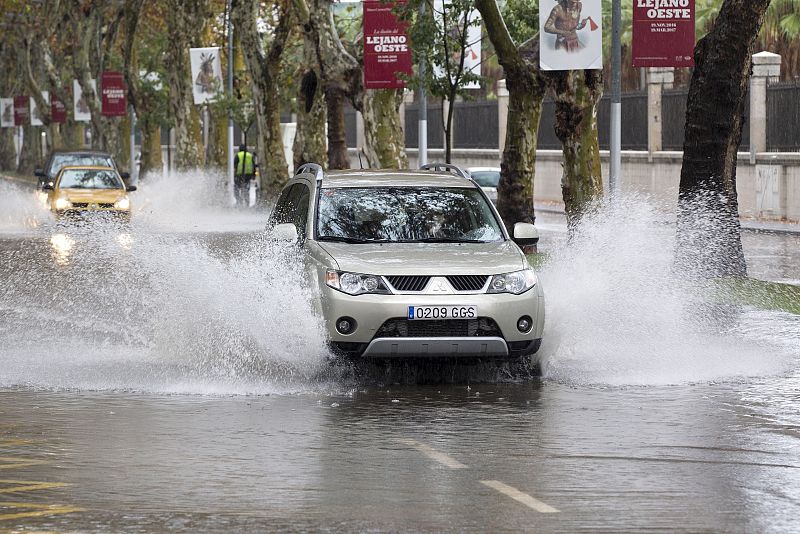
[291,185,311,240]
[269,184,301,227]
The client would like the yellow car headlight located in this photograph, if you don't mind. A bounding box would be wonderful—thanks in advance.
[54,198,72,211]
[114,197,131,210]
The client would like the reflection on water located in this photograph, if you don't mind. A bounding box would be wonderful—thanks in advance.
[50,233,75,266]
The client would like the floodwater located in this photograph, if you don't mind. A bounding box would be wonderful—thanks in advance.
[1,175,799,532]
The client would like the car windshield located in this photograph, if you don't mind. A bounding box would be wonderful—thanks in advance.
[50,154,114,177]
[58,169,124,190]
[469,170,500,188]
[317,187,504,243]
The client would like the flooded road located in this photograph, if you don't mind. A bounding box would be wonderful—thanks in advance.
[1,177,799,532]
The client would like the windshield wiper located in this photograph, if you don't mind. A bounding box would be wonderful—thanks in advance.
[402,238,493,244]
[317,236,387,244]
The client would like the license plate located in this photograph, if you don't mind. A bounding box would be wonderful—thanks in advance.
[408,306,477,320]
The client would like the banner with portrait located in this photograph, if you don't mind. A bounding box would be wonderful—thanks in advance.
[73,79,96,122]
[432,1,482,89]
[0,98,14,128]
[189,47,223,104]
[539,0,602,71]
[30,92,48,126]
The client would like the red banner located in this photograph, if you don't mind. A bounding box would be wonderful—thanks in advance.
[51,92,67,124]
[101,71,127,116]
[363,1,412,90]
[13,96,28,126]
[632,0,695,68]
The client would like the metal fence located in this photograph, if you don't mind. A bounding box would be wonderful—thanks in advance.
[342,83,798,153]
[767,80,800,152]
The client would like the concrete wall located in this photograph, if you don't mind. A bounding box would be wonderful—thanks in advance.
[360,148,800,223]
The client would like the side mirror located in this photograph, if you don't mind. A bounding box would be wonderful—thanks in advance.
[42,183,55,191]
[34,168,45,178]
[126,185,137,192]
[271,222,299,244]
[513,222,539,246]
[120,172,131,180]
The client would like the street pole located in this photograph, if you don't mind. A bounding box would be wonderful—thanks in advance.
[610,0,621,196]
[129,105,137,182]
[227,0,235,204]
[417,2,428,167]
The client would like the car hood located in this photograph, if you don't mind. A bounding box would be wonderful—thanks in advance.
[58,189,126,203]
[316,240,526,275]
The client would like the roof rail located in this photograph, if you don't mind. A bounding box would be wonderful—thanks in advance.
[420,163,470,180]
[295,163,324,181]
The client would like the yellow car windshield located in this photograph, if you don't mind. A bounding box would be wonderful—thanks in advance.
[58,169,123,190]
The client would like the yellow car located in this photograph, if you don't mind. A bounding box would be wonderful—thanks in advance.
[44,166,136,221]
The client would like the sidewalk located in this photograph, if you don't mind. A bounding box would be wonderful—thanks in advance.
[534,202,800,235]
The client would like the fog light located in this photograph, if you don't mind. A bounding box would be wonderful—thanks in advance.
[517,316,532,333]
[336,317,356,335]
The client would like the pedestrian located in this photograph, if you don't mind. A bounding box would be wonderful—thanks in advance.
[233,144,257,207]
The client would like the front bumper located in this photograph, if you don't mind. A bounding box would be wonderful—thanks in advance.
[322,284,545,358]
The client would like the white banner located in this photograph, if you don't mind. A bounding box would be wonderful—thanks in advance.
[0,98,13,128]
[189,47,222,104]
[30,92,49,126]
[433,1,482,90]
[539,0,602,71]
[74,79,96,122]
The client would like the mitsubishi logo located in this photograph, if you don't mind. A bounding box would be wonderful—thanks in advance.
[426,277,453,294]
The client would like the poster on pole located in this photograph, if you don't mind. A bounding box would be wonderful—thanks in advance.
[51,92,67,124]
[363,0,413,89]
[0,98,14,128]
[101,71,127,116]
[73,79,96,122]
[30,92,49,126]
[189,47,223,104]
[432,1,482,89]
[632,0,695,67]
[539,0,603,71]
[13,96,29,126]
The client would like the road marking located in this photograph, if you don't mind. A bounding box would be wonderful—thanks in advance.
[397,438,468,469]
[481,480,560,513]
[0,480,69,494]
[0,458,46,470]
[0,503,83,521]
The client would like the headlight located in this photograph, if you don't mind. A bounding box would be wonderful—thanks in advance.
[325,270,391,295]
[114,197,131,210]
[487,269,537,295]
[54,198,72,211]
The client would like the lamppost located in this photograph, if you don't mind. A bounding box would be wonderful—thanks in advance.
[227,0,235,203]
[610,0,621,196]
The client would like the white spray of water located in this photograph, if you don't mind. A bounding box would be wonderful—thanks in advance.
[537,196,800,386]
[0,170,335,394]
[0,180,47,232]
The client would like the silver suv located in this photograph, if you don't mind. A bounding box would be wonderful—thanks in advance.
[268,164,544,360]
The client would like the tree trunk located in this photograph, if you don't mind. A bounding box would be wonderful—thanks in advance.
[676,0,770,278]
[17,125,42,175]
[206,107,228,171]
[165,0,207,171]
[140,121,164,178]
[293,69,328,170]
[0,129,15,172]
[232,0,291,199]
[547,70,604,230]
[475,0,547,233]
[326,87,349,169]
[362,89,408,169]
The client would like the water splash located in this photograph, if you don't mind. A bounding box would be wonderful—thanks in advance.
[537,195,800,386]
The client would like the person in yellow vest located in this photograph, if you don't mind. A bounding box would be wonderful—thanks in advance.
[233,144,258,207]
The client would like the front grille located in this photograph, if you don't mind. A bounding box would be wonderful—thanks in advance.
[99,203,114,209]
[447,275,489,291]
[375,318,502,338]
[71,203,89,208]
[386,276,430,292]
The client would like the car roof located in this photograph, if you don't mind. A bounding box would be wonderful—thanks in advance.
[50,150,113,156]
[57,165,117,173]
[319,169,478,189]
[466,167,500,172]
